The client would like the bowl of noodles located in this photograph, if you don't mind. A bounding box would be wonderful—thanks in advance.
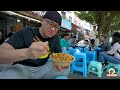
[50,53,75,67]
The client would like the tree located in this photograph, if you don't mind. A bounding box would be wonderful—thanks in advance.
[75,11,120,37]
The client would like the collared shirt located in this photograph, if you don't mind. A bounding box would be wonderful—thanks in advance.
[106,42,120,59]
[60,38,69,49]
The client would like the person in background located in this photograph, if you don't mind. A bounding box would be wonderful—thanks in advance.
[60,33,69,50]
[99,35,111,52]
[0,11,70,79]
[89,39,95,51]
[68,34,77,47]
[89,25,98,40]
[84,30,90,40]
[98,32,120,69]
[0,31,4,45]
[77,39,89,47]
[95,35,100,47]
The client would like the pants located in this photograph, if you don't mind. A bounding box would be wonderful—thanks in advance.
[0,60,70,79]
[98,52,120,64]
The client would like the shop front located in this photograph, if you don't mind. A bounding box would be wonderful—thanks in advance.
[0,11,43,39]
[59,18,72,38]
[71,23,78,35]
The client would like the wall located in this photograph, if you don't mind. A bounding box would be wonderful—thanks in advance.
[73,14,81,27]
[80,20,93,31]
[0,20,6,38]
[58,11,74,23]
[6,19,16,34]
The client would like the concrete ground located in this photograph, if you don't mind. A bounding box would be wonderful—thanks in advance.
[68,71,120,79]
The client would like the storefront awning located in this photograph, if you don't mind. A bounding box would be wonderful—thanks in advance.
[0,11,41,23]
[72,23,77,30]
[61,18,72,30]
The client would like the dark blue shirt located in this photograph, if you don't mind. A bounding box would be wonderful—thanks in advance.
[100,40,111,51]
[6,26,62,67]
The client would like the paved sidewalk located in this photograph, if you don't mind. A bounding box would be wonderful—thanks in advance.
[68,71,120,79]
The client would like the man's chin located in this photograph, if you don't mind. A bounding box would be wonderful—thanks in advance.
[45,35,53,38]
[47,34,55,38]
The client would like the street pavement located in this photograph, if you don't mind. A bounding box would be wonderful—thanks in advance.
[68,71,120,79]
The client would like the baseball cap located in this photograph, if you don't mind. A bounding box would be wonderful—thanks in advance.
[43,11,62,26]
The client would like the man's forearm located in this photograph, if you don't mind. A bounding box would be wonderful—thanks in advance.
[0,48,30,64]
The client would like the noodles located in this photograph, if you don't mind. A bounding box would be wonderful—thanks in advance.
[50,53,74,62]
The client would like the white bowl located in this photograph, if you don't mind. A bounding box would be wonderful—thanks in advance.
[50,53,75,67]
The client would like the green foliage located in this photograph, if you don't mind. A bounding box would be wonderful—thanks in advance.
[75,11,120,35]
[74,11,96,25]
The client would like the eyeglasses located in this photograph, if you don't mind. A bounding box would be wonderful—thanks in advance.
[45,19,60,30]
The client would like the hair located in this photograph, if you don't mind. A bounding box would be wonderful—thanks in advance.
[73,36,76,38]
[85,40,89,42]
[63,33,69,37]
[90,39,95,46]
[111,32,120,46]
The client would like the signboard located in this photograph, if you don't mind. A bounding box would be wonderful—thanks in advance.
[61,18,72,30]
[32,11,46,16]
[72,23,77,30]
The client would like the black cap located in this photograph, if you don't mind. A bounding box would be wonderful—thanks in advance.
[43,11,62,26]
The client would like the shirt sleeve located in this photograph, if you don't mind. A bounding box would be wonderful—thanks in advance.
[100,41,107,51]
[60,38,64,48]
[66,40,70,48]
[54,35,62,53]
[106,42,118,55]
[6,30,24,49]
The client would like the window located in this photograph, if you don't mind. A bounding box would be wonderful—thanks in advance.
[61,11,66,19]
[67,11,71,14]
[74,20,77,25]
[69,16,72,22]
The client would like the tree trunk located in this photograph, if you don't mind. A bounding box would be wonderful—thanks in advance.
[96,11,119,36]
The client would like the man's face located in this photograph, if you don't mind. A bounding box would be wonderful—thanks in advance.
[64,35,69,40]
[99,36,104,42]
[41,18,60,38]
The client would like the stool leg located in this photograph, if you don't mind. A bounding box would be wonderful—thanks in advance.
[83,65,87,77]
[88,65,91,73]
[118,68,120,74]
[83,70,87,77]
[70,62,74,73]
[98,70,102,77]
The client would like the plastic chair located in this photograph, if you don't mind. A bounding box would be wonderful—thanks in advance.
[94,47,101,51]
[84,46,89,52]
[68,48,80,55]
[85,51,97,64]
[106,62,120,74]
[71,52,87,77]
[62,50,69,54]
[88,61,103,77]
[75,47,84,52]
[55,76,68,79]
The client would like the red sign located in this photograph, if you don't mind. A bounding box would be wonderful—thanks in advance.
[72,23,77,30]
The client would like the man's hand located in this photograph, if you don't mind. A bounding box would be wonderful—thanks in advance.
[28,41,49,59]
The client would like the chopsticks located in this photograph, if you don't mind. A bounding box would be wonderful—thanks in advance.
[33,36,52,55]
[33,36,41,42]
